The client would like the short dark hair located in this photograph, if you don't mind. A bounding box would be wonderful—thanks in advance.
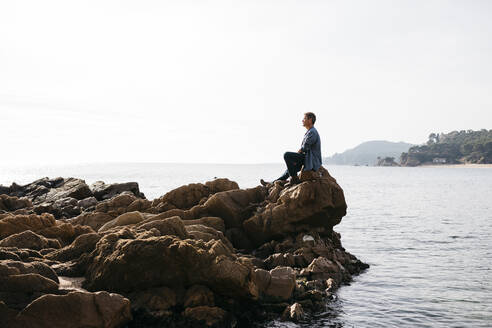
[304,112,316,124]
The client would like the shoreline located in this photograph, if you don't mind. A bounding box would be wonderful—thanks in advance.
[419,163,492,168]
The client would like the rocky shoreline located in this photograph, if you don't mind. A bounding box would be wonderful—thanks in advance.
[0,167,368,328]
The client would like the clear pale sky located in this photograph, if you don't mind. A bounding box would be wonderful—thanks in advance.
[1,1,491,165]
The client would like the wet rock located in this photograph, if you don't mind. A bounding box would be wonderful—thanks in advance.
[0,230,61,250]
[305,256,344,281]
[281,302,304,322]
[15,291,132,328]
[264,267,296,301]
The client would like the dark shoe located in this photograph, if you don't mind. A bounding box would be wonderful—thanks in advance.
[285,176,300,187]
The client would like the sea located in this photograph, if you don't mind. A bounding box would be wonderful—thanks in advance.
[1,163,491,328]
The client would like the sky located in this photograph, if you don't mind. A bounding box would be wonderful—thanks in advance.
[1,0,491,165]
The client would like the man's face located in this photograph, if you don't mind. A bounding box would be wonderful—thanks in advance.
[302,115,312,128]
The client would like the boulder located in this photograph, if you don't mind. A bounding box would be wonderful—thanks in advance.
[0,273,58,293]
[91,181,145,201]
[150,179,239,212]
[84,235,252,299]
[264,267,296,301]
[15,291,132,328]
[130,286,177,312]
[138,216,188,239]
[45,233,101,262]
[0,195,32,212]
[0,230,61,250]
[0,213,56,239]
[0,260,58,283]
[70,212,114,231]
[183,217,225,233]
[243,167,347,246]
[98,211,145,232]
[281,302,304,322]
[34,178,92,204]
[77,197,98,209]
[183,306,228,327]
[184,285,215,308]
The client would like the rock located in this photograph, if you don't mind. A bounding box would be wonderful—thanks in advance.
[0,195,32,212]
[243,166,347,246]
[150,179,239,212]
[281,302,304,322]
[183,217,225,233]
[305,257,343,281]
[15,291,132,328]
[137,216,189,239]
[130,286,177,311]
[225,227,254,251]
[70,212,114,231]
[0,213,56,239]
[183,306,228,327]
[264,267,296,301]
[200,187,267,229]
[185,224,232,248]
[0,273,58,293]
[84,235,252,299]
[184,285,214,308]
[45,233,101,262]
[0,260,58,283]
[98,211,145,232]
[0,230,61,250]
[71,194,151,231]
[77,197,98,209]
[35,178,92,204]
[37,222,95,246]
[91,181,145,201]
[264,253,295,270]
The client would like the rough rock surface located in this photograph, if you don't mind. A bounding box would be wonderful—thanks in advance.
[15,291,132,328]
[0,170,368,327]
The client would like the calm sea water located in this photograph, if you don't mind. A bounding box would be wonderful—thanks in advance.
[1,163,491,327]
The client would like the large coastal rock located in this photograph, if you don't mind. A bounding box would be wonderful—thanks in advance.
[0,170,368,327]
[243,167,347,245]
[14,291,132,328]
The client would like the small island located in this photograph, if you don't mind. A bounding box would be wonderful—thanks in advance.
[400,129,492,167]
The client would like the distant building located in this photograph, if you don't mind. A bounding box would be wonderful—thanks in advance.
[433,158,447,164]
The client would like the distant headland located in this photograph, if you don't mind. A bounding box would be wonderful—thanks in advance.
[400,129,492,166]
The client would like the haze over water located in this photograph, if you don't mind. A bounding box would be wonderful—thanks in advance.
[1,163,491,327]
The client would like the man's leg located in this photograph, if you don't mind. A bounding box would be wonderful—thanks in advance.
[283,152,305,179]
[275,169,290,181]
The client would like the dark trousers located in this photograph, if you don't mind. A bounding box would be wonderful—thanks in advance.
[277,152,305,181]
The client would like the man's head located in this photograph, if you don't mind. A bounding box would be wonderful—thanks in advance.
[302,112,316,129]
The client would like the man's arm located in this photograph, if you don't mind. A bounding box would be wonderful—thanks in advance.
[301,129,318,153]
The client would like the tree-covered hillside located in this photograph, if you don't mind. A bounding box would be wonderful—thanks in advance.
[324,140,413,166]
[400,129,492,166]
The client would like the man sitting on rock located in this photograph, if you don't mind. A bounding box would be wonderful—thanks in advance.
[261,112,322,186]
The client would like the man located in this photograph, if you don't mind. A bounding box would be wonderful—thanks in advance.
[261,112,322,186]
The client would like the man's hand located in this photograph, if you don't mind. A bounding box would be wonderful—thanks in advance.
[297,149,303,154]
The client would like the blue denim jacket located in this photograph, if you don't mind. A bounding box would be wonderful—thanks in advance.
[301,127,322,171]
